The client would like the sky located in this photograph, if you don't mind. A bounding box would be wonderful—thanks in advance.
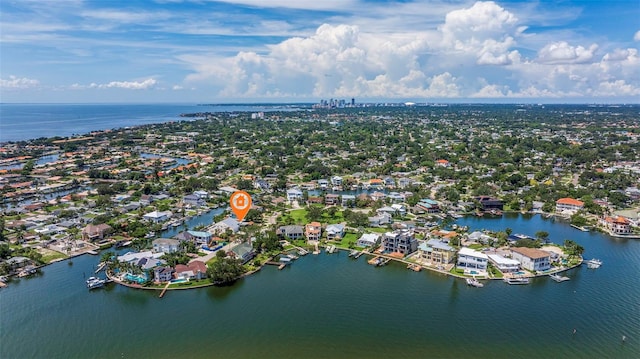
[1,0,639,103]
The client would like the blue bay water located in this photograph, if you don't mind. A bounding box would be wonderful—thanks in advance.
[1,214,639,358]
[0,103,288,142]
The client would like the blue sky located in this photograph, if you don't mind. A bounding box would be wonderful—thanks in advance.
[1,0,639,103]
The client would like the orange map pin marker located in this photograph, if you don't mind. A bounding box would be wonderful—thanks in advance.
[230,191,252,222]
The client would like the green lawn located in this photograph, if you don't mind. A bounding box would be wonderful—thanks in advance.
[467,243,485,250]
[288,209,308,224]
[366,227,388,233]
[335,233,361,249]
[41,250,68,263]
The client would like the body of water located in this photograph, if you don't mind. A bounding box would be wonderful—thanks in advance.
[1,214,638,358]
[0,104,297,142]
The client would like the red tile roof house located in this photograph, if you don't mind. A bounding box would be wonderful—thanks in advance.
[175,261,207,280]
[82,223,112,241]
[600,216,631,234]
[555,198,584,215]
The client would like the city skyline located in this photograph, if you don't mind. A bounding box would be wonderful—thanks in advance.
[1,0,639,103]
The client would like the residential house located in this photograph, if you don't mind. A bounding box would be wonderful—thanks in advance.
[600,216,631,234]
[5,256,32,272]
[398,177,413,189]
[387,192,404,202]
[317,179,329,189]
[326,223,345,240]
[183,194,206,207]
[391,204,406,216]
[82,223,112,241]
[369,212,392,227]
[187,230,212,245]
[416,199,440,213]
[475,196,504,211]
[152,238,180,253]
[286,188,303,203]
[143,210,172,223]
[325,193,340,205]
[510,247,551,272]
[154,266,175,283]
[229,242,255,264]
[487,254,520,273]
[175,261,207,280]
[467,231,495,245]
[305,222,322,241]
[383,177,395,187]
[307,196,323,205]
[193,190,209,199]
[117,251,165,264]
[456,247,489,274]
[341,194,356,207]
[331,176,343,186]
[211,218,240,235]
[277,225,305,240]
[370,191,386,201]
[555,197,584,215]
[418,238,457,265]
[357,233,379,248]
[382,229,417,256]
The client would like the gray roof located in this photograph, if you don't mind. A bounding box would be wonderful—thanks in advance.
[426,238,455,251]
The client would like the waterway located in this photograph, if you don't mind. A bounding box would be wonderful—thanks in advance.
[1,214,638,358]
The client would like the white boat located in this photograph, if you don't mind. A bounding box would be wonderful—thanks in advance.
[549,273,570,282]
[504,277,530,285]
[586,259,602,269]
[466,278,484,287]
[86,277,106,289]
[87,250,98,255]
[326,245,337,254]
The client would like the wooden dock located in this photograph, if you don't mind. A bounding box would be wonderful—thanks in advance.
[158,282,171,298]
[266,261,287,270]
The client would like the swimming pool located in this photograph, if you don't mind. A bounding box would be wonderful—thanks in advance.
[124,273,147,284]
[170,278,188,284]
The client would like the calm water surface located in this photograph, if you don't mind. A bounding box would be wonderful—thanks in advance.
[1,214,639,358]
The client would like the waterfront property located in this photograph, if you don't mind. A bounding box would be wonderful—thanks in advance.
[382,229,417,256]
[600,216,631,234]
[357,233,379,248]
[325,223,345,241]
[510,247,551,272]
[305,222,322,241]
[456,247,489,275]
[277,225,305,240]
[487,254,520,273]
[175,261,207,280]
[152,238,180,253]
[417,238,456,266]
[555,198,584,215]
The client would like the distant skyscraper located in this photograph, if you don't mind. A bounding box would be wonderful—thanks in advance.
[351,98,355,106]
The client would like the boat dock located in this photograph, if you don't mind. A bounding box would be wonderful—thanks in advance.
[159,282,171,298]
[266,261,287,270]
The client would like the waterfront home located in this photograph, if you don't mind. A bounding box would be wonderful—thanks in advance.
[370,191,386,202]
[331,176,343,186]
[183,194,206,207]
[143,210,172,223]
[487,254,521,273]
[305,222,322,241]
[317,179,329,189]
[418,238,457,265]
[357,233,379,248]
[193,190,209,199]
[211,218,240,235]
[510,247,551,272]
[600,216,631,234]
[154,266,175,283]
[467,231,495,245]
[326,223,345,240]
[387,192,404,202]
[416,199,440,213]
[457,247,489,274]
[369,212,392,227]
[286,188,303,203]
[307,196,323,205]
[325,193,340,205]
[136,256,167,271]
[382,229,417,256]
[117,251,164,264]
[175,261,207,280]
[186,230,212,245]
[475,196,504,211]
[341,194,356,207]
[555,197,584,215]
[81,223,112,241]
[277,225,305,240]
[377,206,397,216]
[152,238,180,253]
[229,242,255,264]
[4,256,33,272]
[391,204,406,216]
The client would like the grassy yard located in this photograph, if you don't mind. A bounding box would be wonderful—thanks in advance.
[335,233,361,249]
[467,243,485,250]
[288,209,308,224]
[40,249,68,263]
[366,227,389,233]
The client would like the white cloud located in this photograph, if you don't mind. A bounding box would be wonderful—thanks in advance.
[73,78,158,90]
[537,41,598,64]
[0,75,40,89]
[634,30,640,42]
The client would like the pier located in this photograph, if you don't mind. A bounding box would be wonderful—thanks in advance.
[158,282,171,298]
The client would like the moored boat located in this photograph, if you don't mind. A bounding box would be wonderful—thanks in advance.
[586,258,602,269]
[86,276,106,289]
[504,277,530,285]
[466,278,484,287]
[549,273,570,282]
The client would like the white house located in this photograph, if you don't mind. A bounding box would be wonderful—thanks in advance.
[286,188,303,203]
[487,254,520,273]
[331,176,343,186]
[457,247,489,274]
[325,223,345,240]
[211,218,240,235]
[152,238,180,253]
[143,210,172,223]
[555,198,584,215]
[510,247,551,272]
[357,233,379,247]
